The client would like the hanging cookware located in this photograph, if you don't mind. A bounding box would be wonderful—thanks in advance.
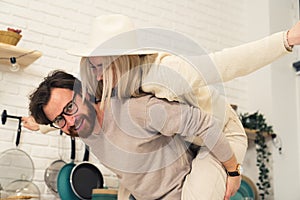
[1,179,40,200]
[70,145,104,200]
[44,130,66,194]
[57,137,80,200]
[0,110,34,189]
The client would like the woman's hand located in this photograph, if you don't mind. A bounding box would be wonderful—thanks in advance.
[22,116,40,131]
[287,21,300,46]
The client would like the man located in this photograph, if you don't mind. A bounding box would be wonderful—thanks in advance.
[29,70,240,200]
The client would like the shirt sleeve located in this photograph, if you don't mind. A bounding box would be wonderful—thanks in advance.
[144,96,233,162]
[210,31,289,82]
[39,124,56,134]
[142,31,289,100]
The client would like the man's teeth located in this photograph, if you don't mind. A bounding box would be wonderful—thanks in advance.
[75,118,83,130]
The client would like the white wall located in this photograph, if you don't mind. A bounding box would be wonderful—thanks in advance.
[245,0,300,199]
[2,0,298,199]
[243,0,274,198]
[269,1,300,199]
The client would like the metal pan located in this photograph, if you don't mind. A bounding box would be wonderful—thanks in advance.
[44,130,66,194]
[70,145,104,200]
[0,110,34,189]
[57,137,80,200]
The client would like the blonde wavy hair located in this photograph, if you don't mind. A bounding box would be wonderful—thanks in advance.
[80,53,190,166]
[80,54,158,109]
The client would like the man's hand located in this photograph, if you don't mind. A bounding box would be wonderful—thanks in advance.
[224,176,241,200]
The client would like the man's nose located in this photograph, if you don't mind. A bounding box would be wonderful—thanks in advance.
[64,115,76,126]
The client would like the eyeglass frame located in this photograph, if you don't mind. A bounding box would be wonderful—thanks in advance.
[50,92,78,129]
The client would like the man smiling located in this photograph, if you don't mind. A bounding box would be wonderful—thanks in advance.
[29,70,239,200]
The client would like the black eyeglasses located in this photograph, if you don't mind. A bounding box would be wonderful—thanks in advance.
[50,93,78,129]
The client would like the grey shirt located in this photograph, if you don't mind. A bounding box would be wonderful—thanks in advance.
[82,95,232,199]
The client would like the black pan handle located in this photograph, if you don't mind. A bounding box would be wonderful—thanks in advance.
[71,137,76,161]
[83,145,90,162]
[16,118,22,146]
[1,110,22,124]
[1,110,7,125]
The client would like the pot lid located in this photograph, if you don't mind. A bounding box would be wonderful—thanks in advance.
[0,148,34,189]
[1,179,40,199]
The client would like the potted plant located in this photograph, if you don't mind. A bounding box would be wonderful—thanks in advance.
[239,111,275,200]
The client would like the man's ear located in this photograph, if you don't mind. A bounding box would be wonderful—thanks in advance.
[89,93,96,102]
[87,93,100,104]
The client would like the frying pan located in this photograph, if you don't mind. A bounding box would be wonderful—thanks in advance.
[0,110,34,189]
[44,130,66,194]
[70,145,104,199]
[57,136,79,200]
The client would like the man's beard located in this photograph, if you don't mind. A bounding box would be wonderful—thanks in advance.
[68,99,99,138]
[68,126,79,137]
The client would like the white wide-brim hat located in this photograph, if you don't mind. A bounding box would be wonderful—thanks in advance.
[67,14,158,57]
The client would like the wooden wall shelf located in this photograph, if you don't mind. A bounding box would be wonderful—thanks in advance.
[245,128,271,140]
[0,43,42,68]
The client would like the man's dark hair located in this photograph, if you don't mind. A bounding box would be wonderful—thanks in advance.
[29,70,81,125]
